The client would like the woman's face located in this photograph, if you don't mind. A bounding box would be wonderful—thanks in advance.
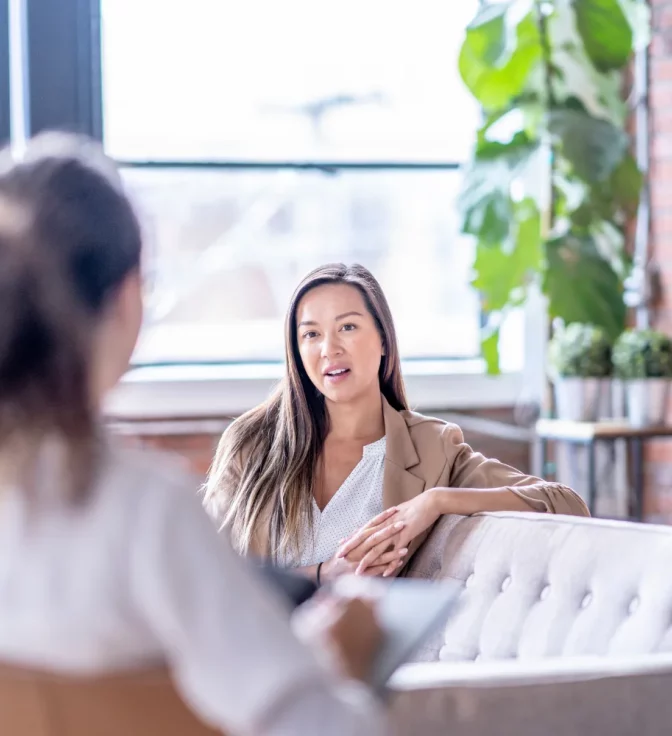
[295,283,384,405]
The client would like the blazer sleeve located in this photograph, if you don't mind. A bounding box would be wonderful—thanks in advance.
[442,424,590,517]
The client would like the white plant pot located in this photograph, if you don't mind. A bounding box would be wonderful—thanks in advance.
[624,378,671,427]
[553,377,605,422]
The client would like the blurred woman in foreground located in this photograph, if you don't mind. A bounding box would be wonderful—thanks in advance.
[0,134,387,735]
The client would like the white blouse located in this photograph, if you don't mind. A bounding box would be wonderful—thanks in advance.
[282,437,386,567]
[0,439,384,736]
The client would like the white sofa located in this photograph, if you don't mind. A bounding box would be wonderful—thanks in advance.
[387,512,672,734]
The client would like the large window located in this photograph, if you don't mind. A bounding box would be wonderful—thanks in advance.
[100,0,488,366]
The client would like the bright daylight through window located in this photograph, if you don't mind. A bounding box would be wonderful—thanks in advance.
[100,0,513,369]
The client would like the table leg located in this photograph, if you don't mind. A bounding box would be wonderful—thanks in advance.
[587,440,597,516]
[630,437,644,522]
[540,437,549,479]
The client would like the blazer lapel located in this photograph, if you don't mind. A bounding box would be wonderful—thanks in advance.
[382,397,426,508]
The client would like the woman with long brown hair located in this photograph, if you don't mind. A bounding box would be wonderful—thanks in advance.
[205,263,589,583]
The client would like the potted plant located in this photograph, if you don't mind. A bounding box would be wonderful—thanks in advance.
[548,323,612,421]
[457,0,649,373]
[612,329,672,427]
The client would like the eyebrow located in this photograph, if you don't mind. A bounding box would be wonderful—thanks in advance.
[297,311,364,328]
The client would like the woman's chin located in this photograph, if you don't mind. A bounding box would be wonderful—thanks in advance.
[322,385,360,405]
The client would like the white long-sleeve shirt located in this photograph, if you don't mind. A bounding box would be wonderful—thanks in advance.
[0,439,385,735]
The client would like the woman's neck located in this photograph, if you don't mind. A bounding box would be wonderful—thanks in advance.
[326,390,384,442]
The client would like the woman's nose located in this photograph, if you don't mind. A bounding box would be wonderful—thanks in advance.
[321,332,344,359]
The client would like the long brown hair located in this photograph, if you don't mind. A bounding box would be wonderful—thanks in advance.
[0,133,142,498]
[205,263,408,559]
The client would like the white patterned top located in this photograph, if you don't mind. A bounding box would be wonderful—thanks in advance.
[283,437,387,567]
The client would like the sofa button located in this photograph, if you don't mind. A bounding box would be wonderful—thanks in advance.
[540,585,551,601]
[501,576,512,592]
[465,573,475,588]
[628,596,640,615]
[580,592,593,609]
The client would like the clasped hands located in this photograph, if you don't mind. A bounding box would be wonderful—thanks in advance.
[320,490,441,581]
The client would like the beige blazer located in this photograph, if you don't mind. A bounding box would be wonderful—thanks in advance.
[378,398,589,562]
[211,397,589,561]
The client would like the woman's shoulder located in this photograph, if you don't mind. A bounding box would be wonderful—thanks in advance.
[398,408,464,447]
[392,408,470,475]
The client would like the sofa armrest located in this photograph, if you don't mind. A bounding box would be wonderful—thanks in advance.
[388,656,672,736]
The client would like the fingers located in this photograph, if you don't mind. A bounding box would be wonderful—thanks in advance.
[382,555,405,577]
[361,558,405,577]
[361,506,398,529]
[370,546,408,567]
[343,536,394,564]
[336,507,398,550]
[338,520,405,559]
[356,542,408,575]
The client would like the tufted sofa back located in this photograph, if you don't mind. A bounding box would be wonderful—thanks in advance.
[405,512,672,663]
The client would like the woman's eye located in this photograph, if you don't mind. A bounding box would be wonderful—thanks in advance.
[303,331,318,340]
[341,323,357,332]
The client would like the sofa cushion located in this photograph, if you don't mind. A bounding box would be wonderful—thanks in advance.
[405,512,672,663]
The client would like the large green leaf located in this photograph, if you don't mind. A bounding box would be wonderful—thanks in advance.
[463,190,512,246]
[472,199,542,374]
[459,11,542,111]
[609,152,642,217]
[481,328,501,375]
[466,2,512,67]
[458,133,539,244]
[565,151,641,234]
[551,35,627,123]
[572,0,633,72]
[472,198,542,311]
[475,128,536,160]
[544,233,626,340]
[548,108,629,182]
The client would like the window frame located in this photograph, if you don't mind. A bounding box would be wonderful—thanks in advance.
[24,0,102,140]
[12,0,546,418]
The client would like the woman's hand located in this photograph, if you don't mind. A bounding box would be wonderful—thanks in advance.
[292,594,382,682]
[323,507,409,580]
[336,492,441,575]
[321,507,408,581]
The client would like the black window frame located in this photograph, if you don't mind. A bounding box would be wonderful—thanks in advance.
[25,0,102,140]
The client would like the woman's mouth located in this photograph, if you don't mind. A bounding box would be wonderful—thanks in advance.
[324,368,351,382]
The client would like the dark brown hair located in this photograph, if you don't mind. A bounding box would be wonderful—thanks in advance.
[205,263,408,558]
[0,133,142,498]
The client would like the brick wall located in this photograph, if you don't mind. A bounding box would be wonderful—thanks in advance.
[646,0,672,520]
[109,407,531,482]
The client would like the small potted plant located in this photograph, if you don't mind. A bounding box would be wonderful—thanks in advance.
[548,323,612,421]
[612,329,672,427]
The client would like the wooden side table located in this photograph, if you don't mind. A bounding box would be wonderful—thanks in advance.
[535,419,672,520]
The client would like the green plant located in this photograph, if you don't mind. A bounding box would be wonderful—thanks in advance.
[612,329,672,379]
[548,323,612,378]
[458,0,649,373]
